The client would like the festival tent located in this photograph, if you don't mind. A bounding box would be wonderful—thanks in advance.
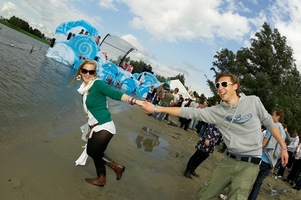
[169,79,192,99]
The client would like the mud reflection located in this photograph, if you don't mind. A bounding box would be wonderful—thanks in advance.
[130,126,169,158]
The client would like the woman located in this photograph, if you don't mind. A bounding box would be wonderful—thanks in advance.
[72,60,142,187]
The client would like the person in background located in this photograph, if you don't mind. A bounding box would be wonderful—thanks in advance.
[145,85,156,102]
[183,124,222,179]
[248,108,286,200]
[292,177,301,191]
[195,99,208,134]
[95,35,101,45]
[170,88,180,106]
[283,133,301,187]
[188,97,200,130]
[79,29,85,34]
[291,144,301,190]
[178,99,192,131]
[276,130,299,177]
[164,88,180,121]
[141,72,288,199]
[72,60,143,187]
[152,83,168,119]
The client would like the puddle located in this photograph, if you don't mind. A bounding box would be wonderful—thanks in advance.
[129,126,169,159]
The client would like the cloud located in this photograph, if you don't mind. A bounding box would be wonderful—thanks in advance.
[269,0,301,71]
[123,0,251,43]
[1,2,19,18]
[1,1,15,12]
[98,0,118,11]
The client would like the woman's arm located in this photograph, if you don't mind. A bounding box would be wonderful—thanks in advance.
[121,94,143,106]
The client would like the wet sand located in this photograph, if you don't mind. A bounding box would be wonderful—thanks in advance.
[0,106,300,200]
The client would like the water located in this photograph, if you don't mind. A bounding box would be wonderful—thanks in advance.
[0,25,128,149]
[129,126,169,158]
[0,25,168,159]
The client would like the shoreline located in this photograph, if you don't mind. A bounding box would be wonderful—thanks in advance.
[0,106,203,200]
[0,106,299,200]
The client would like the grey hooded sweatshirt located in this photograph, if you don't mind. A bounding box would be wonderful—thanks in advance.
[180,94,276,157]
[264,123,286,167]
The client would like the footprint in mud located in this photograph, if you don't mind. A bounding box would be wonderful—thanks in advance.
[8,178,23,188]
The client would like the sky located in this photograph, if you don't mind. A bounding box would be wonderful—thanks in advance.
[1,0,301,97]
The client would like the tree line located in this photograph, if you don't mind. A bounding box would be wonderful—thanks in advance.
[7,16,45,39]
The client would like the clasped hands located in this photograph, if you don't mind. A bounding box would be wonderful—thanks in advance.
[135,100,155,114]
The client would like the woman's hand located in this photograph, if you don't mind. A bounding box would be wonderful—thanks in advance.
[135,99,143,106]
[141,101,155,114]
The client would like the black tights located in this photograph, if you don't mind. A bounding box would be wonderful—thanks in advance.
[87,130,113,176]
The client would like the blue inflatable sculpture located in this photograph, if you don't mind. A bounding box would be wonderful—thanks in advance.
[46,20,162,98]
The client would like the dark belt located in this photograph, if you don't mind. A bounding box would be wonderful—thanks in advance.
[226,152,261,165]
[89,123,99,129]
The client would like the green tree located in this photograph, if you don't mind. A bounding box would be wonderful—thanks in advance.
[8,16,44,39]
[168,73,186,86]
[209,22,301,132]
[155,74,166,83]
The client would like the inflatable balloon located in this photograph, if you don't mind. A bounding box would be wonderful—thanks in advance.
[46,19,162,98]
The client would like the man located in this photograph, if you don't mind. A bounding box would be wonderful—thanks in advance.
[248,108,286,200]
[141,72,288,199]
[164,88,180,121]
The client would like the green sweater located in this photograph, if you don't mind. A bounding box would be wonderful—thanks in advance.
[86,80,123,125]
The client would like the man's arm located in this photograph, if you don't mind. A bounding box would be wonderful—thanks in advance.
[269,126,289,167]
[262,137,269,147]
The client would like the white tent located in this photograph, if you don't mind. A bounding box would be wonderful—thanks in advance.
[169,79,192,99]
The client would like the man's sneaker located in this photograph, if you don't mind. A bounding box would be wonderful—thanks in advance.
[220,194,227,200]
[291,186,300,191]
[290,181,296,187]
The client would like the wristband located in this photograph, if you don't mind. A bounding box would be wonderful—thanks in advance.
[130,98,136,105]
[154,105,158,113]
[281,147,288,151]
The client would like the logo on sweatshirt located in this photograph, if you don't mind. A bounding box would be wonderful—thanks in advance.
[225,113,253,124]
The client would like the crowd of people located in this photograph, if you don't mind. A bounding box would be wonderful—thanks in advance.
[140,72,291,199]
[72,63,299,199]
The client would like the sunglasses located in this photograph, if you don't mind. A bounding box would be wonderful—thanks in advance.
[81,68,96,75]
[215,81,233,89]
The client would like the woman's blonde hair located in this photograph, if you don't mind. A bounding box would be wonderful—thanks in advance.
[71,60,97,84]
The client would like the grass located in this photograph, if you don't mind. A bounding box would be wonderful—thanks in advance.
[0,19,50,45]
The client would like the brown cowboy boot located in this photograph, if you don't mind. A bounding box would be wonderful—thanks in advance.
[105,161,125,180]
[85,175,106,187]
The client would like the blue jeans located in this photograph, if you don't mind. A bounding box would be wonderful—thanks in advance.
[248,161,272,200]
